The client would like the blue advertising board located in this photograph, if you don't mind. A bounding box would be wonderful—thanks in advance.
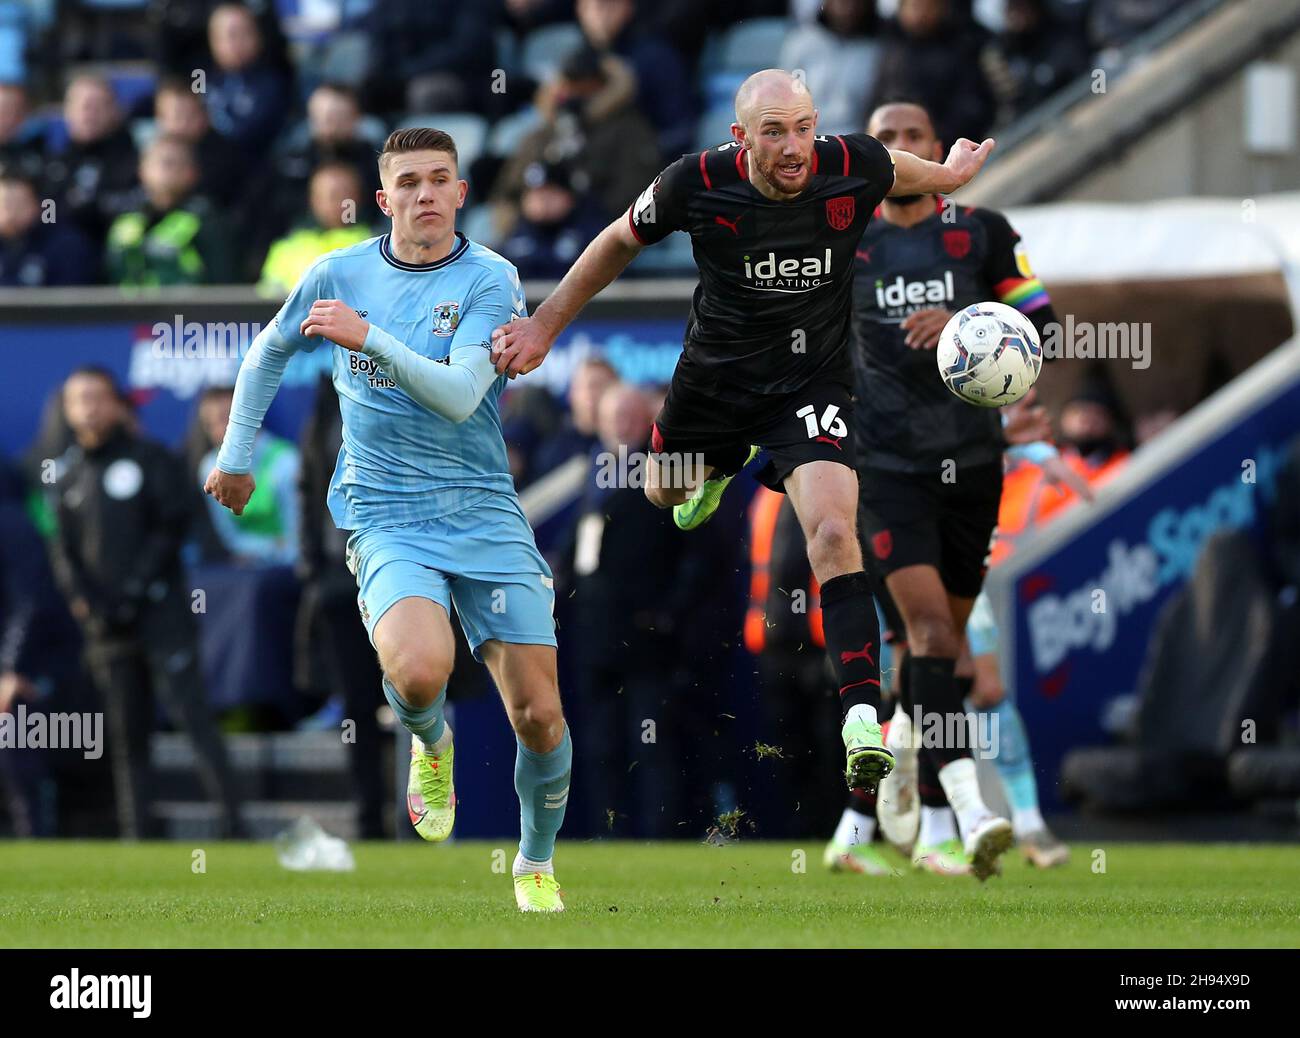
[988,341,1300,811]
[0,315,689,459]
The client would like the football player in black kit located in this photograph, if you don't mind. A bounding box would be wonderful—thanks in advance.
[824,100,1061,881]
[491,70,995,801]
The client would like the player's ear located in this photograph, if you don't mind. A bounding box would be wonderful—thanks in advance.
[456,179,467,209]
[376,188,390,217]
[731,121,745,148]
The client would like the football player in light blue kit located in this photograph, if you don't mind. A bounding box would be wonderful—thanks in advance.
[204,128,571,912]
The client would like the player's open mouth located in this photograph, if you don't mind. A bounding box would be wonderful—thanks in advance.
[777,162,803,178]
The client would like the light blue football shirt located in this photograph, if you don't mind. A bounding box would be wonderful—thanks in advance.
[267,232,526,529]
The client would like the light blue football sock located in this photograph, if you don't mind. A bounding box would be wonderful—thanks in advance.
[979,696,1039,814]
[382,676,446,746]
[515,725,571,863]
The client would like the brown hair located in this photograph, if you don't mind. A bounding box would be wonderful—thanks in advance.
[379,127,458,175]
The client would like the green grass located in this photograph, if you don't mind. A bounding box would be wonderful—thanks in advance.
[1,841,1298,948]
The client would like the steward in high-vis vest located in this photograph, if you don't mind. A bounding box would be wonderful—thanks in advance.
[105,135,234,287]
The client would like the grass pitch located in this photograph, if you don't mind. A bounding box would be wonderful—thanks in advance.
[1,840,1298,948]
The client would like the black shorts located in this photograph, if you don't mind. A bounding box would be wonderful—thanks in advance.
[859,462,1003,600]
[651,375,855,492]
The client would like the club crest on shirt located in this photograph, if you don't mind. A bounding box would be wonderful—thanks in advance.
[432,301,460,337]
[943,229,972,259]
[826,195,855,231]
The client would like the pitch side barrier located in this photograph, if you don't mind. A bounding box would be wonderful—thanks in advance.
[0,281,695,458]
[983,337,1300,811]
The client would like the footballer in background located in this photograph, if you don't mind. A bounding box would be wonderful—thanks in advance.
[827,99,1066,879]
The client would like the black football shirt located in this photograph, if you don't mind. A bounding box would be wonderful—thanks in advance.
[629,133,896,404]
[849,202,1058,474]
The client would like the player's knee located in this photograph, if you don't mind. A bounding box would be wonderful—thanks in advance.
[384,650,451,709]
[806,514,858,575]
[510,694,565,748]
[906,614,960,658]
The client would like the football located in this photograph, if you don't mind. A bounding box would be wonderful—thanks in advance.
[936,301,1043,407]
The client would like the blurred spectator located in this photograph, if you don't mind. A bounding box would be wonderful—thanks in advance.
[273,83,382,225]
[0,82,42,182]
[154,78,244,209]
[780,0,881,136]
[150,0,292,79]
[490,45,660,241]
[502,0,575,34]
[569,383,726,836]
[106,135,235,287]
[499,159,607,280]
[499,384,567,488]
[1090,0,1187,53]
[50,367,244,838]
[0,173,99,286]
[259,162,374,296]
[195,385,300,565]
[530,354,619,479]
[0,462,90,837]
[869,0,996,146]
[293,373,385,838]
[42,75,139,243]
[577,0,695,159]
[987,0,1090,122]
[1135,406,1180,446]
[205,2,291,156]
[994,378,1132,561]
[362,3,497,115]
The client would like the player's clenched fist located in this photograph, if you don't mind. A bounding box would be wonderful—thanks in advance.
[204,466,255,516]
[491,315,554,378]
[944,137,994,189]
[301,299,369,351]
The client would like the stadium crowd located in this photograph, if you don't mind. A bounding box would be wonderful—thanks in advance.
[0,0,1191,287]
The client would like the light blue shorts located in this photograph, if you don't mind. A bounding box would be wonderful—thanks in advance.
[345,496,557,660]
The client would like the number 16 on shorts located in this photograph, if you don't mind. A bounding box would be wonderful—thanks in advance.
[797,403,847,440]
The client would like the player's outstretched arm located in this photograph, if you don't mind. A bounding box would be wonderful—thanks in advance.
[204,325,295,515]
[301,299,501,424]
[490,216,643,377]
[889,137,995,197]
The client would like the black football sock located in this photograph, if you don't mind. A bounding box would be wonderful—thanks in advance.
[818,571,882,723]
[849,787,876,813]
[918,746,947,808]
[909,655,973,768]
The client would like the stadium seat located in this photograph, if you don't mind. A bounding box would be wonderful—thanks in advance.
[519,23,585,83]
[495,27,519,73]
[715,17,790,70]
[459,206,498,249]
[0,6,25,84]
[128,116,156,152]
[394,112,489,169]
[486,105,541,157]
[699,17,792,110]
[694,106,738,152]
[630,231,695,275]
[312,30,371,88]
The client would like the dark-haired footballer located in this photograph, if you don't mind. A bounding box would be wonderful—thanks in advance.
[490,70,995,806]
[205,127,571,912]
